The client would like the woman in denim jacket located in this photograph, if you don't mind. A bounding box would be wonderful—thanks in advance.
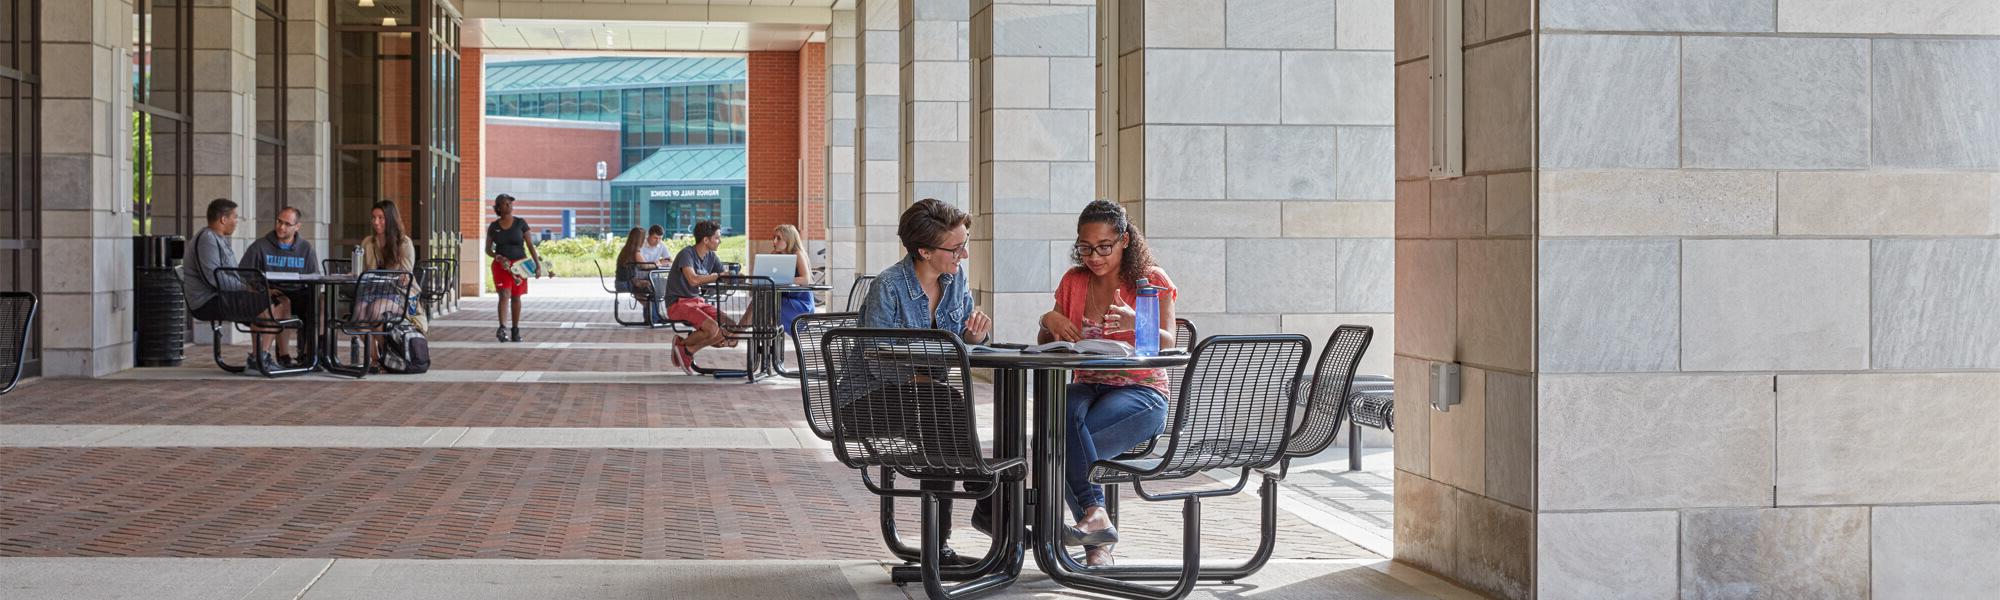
[857,198,994,564]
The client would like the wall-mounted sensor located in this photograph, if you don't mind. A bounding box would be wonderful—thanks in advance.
[1430,362,1462,413]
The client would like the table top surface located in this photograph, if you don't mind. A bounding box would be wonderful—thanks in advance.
[964,349,1189,370]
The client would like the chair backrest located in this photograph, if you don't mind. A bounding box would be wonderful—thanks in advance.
[418,258,453,299]
[1156,334,1311,475]
[594,260,616,293]
[0,292,37,395]
[1285,325,1374,458]
[211,268,280,316]
[844,275,877,312]
[822,327,990,475]
[346,270,411,327]
[791,311,862,440]
[1162,317,1199,415]
[322,258,353,275]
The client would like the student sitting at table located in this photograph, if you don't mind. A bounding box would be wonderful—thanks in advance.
[637,224,673,321]
[183,198,293,372]
[238,206,319,368]
[770,224,818,334]
[1036,199,1176,567]
[857,198,994,565]
[663,220,736,374]
[614,227,661,322]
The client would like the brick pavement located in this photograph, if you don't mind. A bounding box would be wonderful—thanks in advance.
[0,447,1366,561]
[0,380,805,428]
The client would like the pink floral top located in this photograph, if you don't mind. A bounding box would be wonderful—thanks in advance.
[1052,267,1178,398]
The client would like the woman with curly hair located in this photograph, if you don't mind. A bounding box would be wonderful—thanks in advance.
[1036,199,1176,567]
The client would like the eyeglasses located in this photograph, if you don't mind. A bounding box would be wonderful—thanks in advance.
[1073,242,1119,257]
[929,242,969,257]
[277,220,298,228]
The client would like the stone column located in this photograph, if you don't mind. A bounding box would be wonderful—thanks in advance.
[899,0,970,211]
[1113,0,1396,374]
[1390,0,1534,596]
[38,0,137,376]
[192,0,258,234]
[1396,2,2000,599]
[971,0,1094,345]
[825,9,860,309]
[284,0,331,254]
[853,0,902,274]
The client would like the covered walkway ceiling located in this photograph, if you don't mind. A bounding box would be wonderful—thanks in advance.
[462,0,852,52]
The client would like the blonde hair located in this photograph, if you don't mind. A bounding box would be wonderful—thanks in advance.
[774,224,805,255]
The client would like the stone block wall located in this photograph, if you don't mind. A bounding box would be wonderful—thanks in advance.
[826,10,861,310]
[1533,3,2000,598]
[1112,0,1398,381]
[1398,1,2000,598]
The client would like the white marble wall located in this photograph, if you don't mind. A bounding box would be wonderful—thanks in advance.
[39,0,138,376]
[970,0,1096,346]
[899,0,970,212]
[1112,0,1398,383]
[853,0,904,275]
[1391,0,1535,596]
[1524,2,2000,599]
[826,10,859,310]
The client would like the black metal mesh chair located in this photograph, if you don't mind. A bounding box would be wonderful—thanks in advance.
[416,257,454,320]
[708,275,782,382]
[597,260,666,328]
[1078,334,1310,600]
[791,311,860,441]
[202,267,312,378]
[845,274,877,312]
[823,327,1023,599]
[1284,325,1375,464]
[322,258,353,275]
[324,270,411,379]
[0,292,37,394]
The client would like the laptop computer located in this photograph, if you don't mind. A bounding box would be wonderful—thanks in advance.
[750,254,799,284]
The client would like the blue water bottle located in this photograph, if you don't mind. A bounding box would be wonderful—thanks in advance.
[1133,278,1159,357]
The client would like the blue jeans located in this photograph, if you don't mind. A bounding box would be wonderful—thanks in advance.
[1066,383,1168,520]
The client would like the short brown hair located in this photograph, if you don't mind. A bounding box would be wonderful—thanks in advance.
[647,224,664,237]
[898,198,972,257]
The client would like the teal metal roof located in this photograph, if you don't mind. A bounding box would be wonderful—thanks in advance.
[486,57,746,93]
[611,147,747,185]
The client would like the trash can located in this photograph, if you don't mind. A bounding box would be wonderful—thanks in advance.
[132,235,187,367]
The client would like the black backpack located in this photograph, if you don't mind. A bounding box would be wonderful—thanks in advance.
[381,324,430,374]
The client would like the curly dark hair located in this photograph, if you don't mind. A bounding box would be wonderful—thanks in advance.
[1070,200,1156,287]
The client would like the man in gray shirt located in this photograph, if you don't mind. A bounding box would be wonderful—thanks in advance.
[238,206,318,365]
[183,198,292,370]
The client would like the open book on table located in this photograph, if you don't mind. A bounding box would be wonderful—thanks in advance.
[1020,338,1134,357]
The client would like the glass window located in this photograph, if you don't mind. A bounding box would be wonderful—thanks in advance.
[664,87,683,146]
[622,89,641,145]
[644,87,665,146]
[559,91,578,120]
[684,86,708,145]
[578,91,599,122]
[540,92,559,118]
[732,83,748,144]
[601,90,620,122]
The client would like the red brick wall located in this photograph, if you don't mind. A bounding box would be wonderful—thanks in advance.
[459,48,485,241]
[485,123,622,180]
[747,51,800,244]
[798,43,827,242]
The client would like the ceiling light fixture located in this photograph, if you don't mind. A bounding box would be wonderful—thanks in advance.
[359,0,375,7]
[381,17,397,26]
[605,30,615,47]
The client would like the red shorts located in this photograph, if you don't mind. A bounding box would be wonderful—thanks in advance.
[666,297,719,326]
[492,258,529,295]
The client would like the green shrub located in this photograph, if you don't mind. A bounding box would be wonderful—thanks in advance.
[527,234,746,278]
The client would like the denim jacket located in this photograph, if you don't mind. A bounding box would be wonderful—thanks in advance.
[861,255,982,342]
